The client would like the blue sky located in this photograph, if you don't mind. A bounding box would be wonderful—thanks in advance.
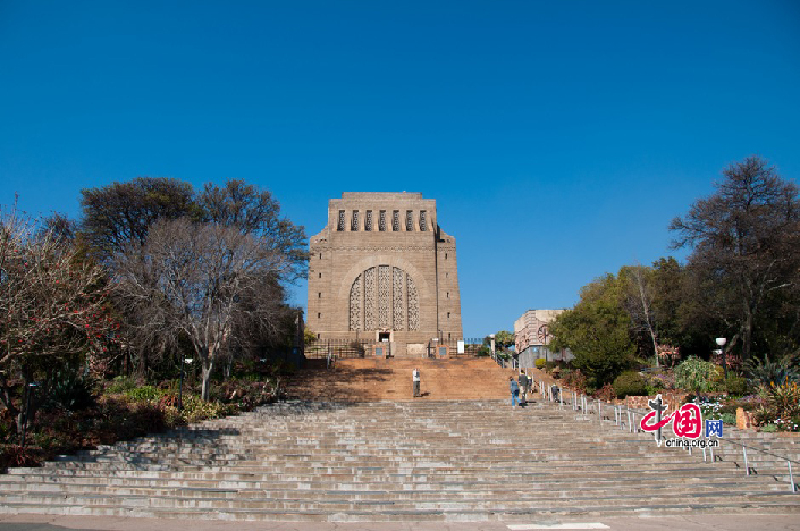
[2,1,799,336]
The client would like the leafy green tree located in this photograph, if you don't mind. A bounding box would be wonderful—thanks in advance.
[670,156,800,362]
[80,177,197,261]
[494,330,515,351]
[648,257,686,348]
[549,273,636,388]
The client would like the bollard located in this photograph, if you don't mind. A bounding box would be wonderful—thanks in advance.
[743,447,749,476]
[702,446,707,462]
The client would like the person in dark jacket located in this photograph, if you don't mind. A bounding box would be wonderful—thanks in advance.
[509,376,520,408]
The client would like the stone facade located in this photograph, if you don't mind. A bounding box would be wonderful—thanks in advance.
[308,193,463,356]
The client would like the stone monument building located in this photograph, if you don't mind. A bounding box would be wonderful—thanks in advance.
[308,193,463,356]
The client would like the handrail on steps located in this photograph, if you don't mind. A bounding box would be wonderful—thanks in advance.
[532,379,799,493]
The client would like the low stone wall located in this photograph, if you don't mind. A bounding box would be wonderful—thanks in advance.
[623,392,688,411]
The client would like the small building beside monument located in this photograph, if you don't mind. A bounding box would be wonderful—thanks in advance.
[307,192,463,357]
[514,309,572,367]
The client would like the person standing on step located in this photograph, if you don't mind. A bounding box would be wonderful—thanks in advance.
[412,367,421,398]
[519,370,529,399]
[509,376,520,408]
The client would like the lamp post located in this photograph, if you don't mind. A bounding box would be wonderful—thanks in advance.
[715,337,727,380]
[178,358,193,410]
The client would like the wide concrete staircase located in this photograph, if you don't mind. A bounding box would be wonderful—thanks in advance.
[284,356,519,402]
[1,396,799,521]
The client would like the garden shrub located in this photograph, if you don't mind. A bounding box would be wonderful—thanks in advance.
[724,376,750,397]
[46,368,96,412]
[755,377,800,429]
[613,371,648,398]
[124,385,165,402]
[594,384,616,402]
[563,369,587,393]
[179,395,233,424]
[535,359,546,370]
[746,354,799,387]
[675,357,718,394]
[106,376,137,395]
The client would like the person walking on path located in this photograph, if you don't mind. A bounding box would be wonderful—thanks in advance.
[509,376,520,408]
[412,368,421,398]
[519,370,529,398]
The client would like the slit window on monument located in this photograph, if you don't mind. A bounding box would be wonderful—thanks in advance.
[392,210,400,231]
[351,210,359,231]
[337,210,345,231]
[406,210,413,231]
[379,210,386,231]
[419,210,427,231]
[365,210,373,231]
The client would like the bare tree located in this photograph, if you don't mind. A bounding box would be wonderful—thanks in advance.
[622,264,661,367]
[114,218,293,401]
[0,206,114,436]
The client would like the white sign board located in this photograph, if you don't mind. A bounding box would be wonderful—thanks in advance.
[457,340,465,354]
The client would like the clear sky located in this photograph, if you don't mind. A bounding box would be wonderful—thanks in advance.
[2,1,799,337]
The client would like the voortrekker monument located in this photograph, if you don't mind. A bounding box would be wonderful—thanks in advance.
[307,192,463,356]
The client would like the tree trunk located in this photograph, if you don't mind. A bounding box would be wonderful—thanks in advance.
[742,308,753,362]
[649,328,659,368]
[201,360,213,402]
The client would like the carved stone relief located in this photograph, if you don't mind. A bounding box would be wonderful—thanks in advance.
[347,265,420,332]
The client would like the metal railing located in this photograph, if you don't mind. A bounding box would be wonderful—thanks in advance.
[533,380,799,493]
[304,338,371,360]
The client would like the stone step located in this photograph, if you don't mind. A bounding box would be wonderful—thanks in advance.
[2,358,799,522]
[0,476,784,496]
[1,490,796,511]
[1,495,800,523]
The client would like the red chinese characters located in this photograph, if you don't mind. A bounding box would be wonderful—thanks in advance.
[640,402,702,439]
